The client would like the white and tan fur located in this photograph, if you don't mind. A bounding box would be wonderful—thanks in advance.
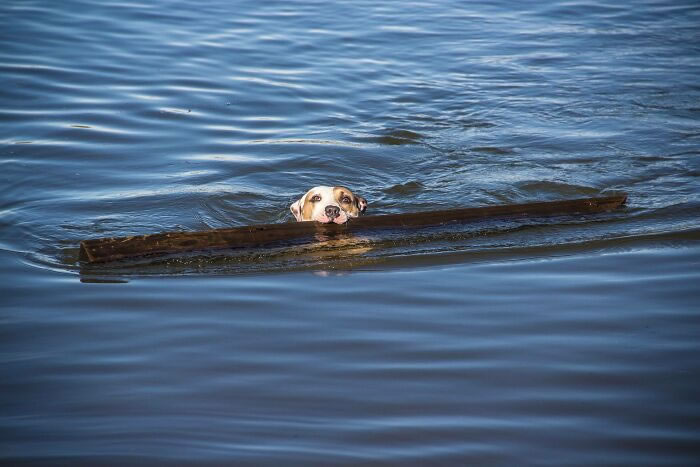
[290,186,367,224]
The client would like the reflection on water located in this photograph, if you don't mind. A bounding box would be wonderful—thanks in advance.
[1,0,700,463]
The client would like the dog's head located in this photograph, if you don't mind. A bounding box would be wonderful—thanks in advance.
[290,186,367,224]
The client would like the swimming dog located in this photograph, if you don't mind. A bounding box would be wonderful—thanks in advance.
[290,186,367,224]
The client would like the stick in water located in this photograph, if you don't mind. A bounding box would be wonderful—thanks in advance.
[79,194,627,263]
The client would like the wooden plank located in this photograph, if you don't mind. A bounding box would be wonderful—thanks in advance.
[79,194,627,263]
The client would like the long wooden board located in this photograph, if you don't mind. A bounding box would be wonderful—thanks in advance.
[79,194,627,263]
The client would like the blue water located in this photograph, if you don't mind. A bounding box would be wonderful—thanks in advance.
[1,0,699,464]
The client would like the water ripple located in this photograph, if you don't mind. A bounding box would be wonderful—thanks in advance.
[2,0,700,462]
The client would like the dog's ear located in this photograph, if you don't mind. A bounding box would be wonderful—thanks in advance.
[290,197,304,221]
[355,195,367,213]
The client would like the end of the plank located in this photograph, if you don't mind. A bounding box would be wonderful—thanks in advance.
[609,192,628,208]
[600,193,627,208]
[79,240,95,263]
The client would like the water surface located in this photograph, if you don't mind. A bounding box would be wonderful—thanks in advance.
[1,0,699,464]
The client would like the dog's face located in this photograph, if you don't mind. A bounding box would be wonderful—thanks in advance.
[290,186,367,224]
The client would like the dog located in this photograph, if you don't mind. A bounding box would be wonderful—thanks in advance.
[290,186,367,224]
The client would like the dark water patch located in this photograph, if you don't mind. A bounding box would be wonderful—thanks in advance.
[470,146,514,155]
[382,181,424,196]
[357,129,424,146]
[515,181,601,199]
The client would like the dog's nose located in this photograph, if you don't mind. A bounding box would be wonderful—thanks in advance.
[325,205,340,219]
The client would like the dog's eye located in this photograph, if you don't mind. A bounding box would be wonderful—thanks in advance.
[341,196,351,204]
[311,195,321,202]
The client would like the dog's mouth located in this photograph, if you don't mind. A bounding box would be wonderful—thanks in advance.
[316,214,349,225]
[319,218,347,225]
